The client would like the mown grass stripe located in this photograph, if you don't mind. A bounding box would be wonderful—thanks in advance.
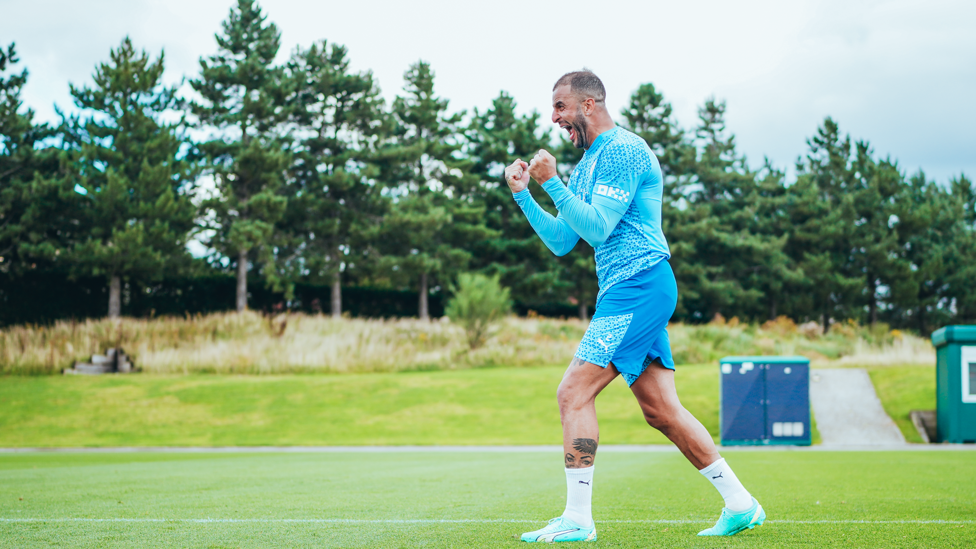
[2,518,972,525]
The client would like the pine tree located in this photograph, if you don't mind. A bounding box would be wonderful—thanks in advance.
[465,91,566,309]
[0,43,61,275]
[749,159,806,320]
[669,99,794,322]
[59,37,195,318]
[619,83,693,181]
[281,39,386,317]
[620,85,694,317]
[549,130,598,320]
[847,143,904,325]
[379,61,492,320]
[946,175,976,324]
[787,118,863,330]
[191,0,289,312]
[885,171,976,332]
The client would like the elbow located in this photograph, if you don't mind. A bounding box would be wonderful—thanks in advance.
[550,244,572,257]
[548,240,576,257]
[585,235,608,248]
[581,222,612,249]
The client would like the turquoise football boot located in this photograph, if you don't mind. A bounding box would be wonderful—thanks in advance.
[698,497,765,536]
[521,516,597,543]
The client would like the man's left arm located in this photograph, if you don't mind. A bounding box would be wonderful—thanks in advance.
[528,148,639,248]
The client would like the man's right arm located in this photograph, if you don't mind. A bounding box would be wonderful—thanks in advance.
[512,189,580,256]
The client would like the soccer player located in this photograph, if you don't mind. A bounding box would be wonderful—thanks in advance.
[504,70,764,542]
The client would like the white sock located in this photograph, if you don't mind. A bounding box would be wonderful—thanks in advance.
[699,458,753,512]
[562,466,594,528]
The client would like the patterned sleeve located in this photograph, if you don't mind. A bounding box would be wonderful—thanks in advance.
[512,188,580,256]
[540,141,644,248]
[590,140,648,215]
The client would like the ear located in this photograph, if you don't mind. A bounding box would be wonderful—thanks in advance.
[582,97,596,116]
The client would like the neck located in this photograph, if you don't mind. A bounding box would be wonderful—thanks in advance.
[584,114,616,149]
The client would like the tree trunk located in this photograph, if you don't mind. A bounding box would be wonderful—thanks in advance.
[331,271,342,319]
[236,249,248,313]
[108,275,121,319]
[822,308,830,334]
[867,276,878,325]
[578,301,588,321]
[418,272,429,321]
[769,296,777,321]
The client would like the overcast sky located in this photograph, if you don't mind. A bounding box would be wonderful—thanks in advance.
[3,0,974,183]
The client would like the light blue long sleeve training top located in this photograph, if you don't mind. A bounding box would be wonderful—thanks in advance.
[512,126,670,299]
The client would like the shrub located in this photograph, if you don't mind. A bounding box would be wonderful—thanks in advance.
[761,315,798,336]
[445,273,512,349]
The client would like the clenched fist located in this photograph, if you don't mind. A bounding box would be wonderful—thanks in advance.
[528,149,557,184]
[504,159,530,193]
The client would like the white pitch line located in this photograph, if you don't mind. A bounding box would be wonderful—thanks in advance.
[3,444,975,453]
[1,518,972,525]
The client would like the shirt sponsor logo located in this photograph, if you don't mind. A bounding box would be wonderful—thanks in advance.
[595,184,630,204]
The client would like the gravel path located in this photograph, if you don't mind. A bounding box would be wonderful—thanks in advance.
[810,368,906,446]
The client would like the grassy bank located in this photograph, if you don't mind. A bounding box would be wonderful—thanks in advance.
[3,362,940,448]
[1,312,933,375]
[869,365,936,443]
[2,451,973,548]
[0,366,724,447]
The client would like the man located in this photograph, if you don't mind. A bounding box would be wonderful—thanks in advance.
[504,70,764,542]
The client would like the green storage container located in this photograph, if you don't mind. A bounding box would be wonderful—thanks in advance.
[931,325,976,443]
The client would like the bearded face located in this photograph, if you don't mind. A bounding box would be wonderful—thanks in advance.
[552,85,595,150]
[568,104,589,150]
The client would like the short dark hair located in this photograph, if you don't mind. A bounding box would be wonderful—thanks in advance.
[553,69,606,103]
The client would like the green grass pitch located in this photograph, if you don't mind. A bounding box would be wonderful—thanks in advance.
[2,450,973,548]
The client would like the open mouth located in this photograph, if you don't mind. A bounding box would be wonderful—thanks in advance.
[562,124,575,143]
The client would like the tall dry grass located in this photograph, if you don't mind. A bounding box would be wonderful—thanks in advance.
[0,312,587,375]
[0,312,934,375]
[669,315,934,367]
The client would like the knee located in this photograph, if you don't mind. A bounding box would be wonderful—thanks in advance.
[642,405,674,431]
[556,381,589,414]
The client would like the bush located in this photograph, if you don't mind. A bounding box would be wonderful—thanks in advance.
[445,273,512,349]
[761,315,798,336]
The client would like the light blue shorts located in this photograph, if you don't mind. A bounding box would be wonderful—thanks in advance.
[574,260,677,386]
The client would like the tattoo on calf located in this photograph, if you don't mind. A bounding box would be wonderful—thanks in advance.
[564,438,597,468]
[566,452,592,467]
[573,438,598,456]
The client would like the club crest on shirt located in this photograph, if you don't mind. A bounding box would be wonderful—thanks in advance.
[595,184,630,204]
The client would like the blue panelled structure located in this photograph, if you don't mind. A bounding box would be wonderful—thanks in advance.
[719,356,811,446]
